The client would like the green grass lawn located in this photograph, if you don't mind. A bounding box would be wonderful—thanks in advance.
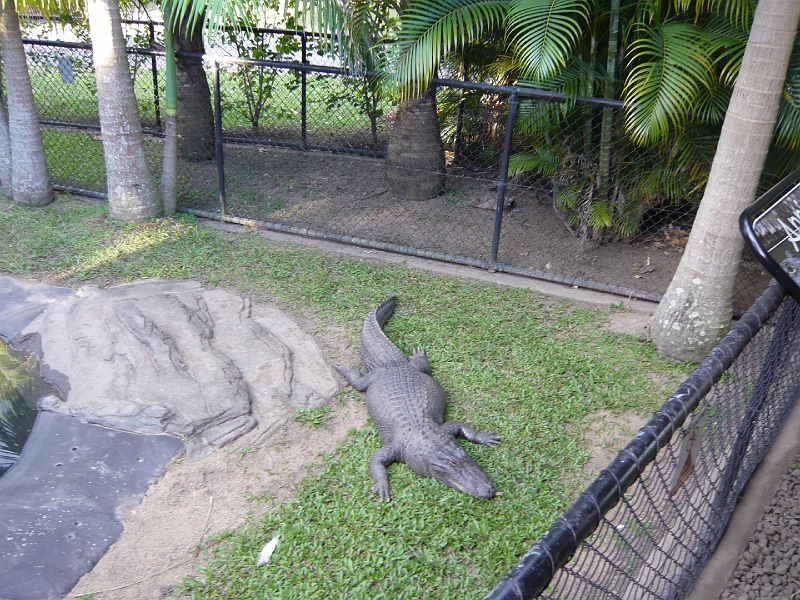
[0,196,687,599]
[28,61,392,140]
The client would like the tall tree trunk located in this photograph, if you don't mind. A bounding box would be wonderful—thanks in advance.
[175,11,215,161]
[650,0,800,362]
[0,74,13,201]
[0,0,52,206]
[161,3,178,216]
[87,0,161,222]
[385,86,445,200]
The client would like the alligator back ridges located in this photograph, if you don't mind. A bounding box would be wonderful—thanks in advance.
[361,295,408,372]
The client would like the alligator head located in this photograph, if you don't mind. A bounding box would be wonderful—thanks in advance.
[421,438,497,499]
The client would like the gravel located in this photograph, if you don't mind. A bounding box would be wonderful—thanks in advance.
[719,458,800,599]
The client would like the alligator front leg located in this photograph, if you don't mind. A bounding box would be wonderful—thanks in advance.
[370,444,402,501]
[441,421,501,446]
[334,365,381,392]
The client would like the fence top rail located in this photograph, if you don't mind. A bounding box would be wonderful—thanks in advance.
[23,37,627,109]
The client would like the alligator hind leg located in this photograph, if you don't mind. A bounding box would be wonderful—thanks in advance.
[441,421,502,446]
[334,365,381,392]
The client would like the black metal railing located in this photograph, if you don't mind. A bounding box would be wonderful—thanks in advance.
[486,283,800,599]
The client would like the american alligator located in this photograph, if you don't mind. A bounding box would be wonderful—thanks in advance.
[335,295,500,500]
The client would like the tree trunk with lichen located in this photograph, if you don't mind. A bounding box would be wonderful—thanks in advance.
[650,0,800,362]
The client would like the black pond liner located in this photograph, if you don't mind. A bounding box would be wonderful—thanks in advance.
[0,341,187,600]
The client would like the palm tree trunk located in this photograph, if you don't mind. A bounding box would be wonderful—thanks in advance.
[175,10,215,161]
[87,0,161,222]
[651,0,800,362]
[385,86,445,200]
[0,78,13,201]
[0,0,52,206]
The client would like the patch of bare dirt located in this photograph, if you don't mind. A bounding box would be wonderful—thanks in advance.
[606,309,653,337]
[579,410,649,492]
[177,145,771,312]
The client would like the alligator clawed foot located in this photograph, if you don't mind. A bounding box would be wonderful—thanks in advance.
[477,431,502,447]
[373,482,392,501]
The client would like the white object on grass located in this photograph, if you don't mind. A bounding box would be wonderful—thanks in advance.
[257,536,280,566]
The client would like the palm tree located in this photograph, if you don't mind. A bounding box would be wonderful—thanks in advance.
[391,0,590,204]
[0,0,54,205]
[87,0,161,221]
[650,0,800,362]
[384,84,446,200]
[391,0,800,241]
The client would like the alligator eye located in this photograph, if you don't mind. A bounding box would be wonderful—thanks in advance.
[448,459,458,467]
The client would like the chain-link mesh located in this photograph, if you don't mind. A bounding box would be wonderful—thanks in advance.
[19,24,783,308]
[486,284,800,600]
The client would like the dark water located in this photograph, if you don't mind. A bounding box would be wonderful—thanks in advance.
[0,341,52,477]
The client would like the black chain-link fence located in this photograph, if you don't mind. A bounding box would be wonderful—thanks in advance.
[486,283,800,599]
[19,21,781,308]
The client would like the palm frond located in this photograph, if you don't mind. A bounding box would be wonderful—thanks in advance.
[692,82,731,125]
[15,0,85,19]
[506,0,590,81]
[394,0,508,96]
[587,200,612,228]
[166,0,256,37]
[508,146,561,176]
[700,0,754,29]
[701,14,747,87]
[668,129,717,187]
[623,21,718,144]
[774,34,800,150]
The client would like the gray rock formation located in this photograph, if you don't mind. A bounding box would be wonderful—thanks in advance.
[7,279,338,456]
[0,277,341,599]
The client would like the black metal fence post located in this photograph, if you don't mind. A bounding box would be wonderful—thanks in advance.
[212,60,226,217]
[301,32,308,149]
[491,90,520,263]
[148,22,162,132]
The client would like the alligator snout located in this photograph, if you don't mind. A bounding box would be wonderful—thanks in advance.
[430,443,497,500]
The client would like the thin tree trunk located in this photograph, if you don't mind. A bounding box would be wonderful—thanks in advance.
[87,0,161,222]
[161,6,178,216]
[651,0,800,362]
[0,0,52,206]
[597,0,619,211]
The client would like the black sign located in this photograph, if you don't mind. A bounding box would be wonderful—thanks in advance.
[740,166,800,303]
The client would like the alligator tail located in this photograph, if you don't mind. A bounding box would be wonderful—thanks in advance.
[361,295,408,371]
